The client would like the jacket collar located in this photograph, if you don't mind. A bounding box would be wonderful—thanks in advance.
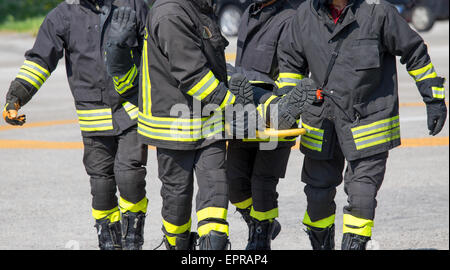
[248,0,286,17]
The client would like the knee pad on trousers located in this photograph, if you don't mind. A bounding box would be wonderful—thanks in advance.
[115,167,147,204]
[344,181,378,220]
[304,185,337,221]
[90,176,118,211]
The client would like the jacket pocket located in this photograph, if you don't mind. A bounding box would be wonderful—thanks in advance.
[73,88,103,102]
[352,39,380,71]
[252,42,276,74]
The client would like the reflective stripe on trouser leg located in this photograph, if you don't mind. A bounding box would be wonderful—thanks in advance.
[92,207,121,223]
[343,214,374,237]
[303,211,335,229]
[343,151,388,223]
[157,147,196,246]
[194,141,229,237]
[301,145,345,221]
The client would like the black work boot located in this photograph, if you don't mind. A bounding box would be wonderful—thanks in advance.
[121,211,146,250]
[163,231,199,250]
[341,233,371,250]
[198,230,230,250]
[305,224,335,250]
[246,218,281,250]
[95,218,122,250]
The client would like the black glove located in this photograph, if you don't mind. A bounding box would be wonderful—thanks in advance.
[229,73,254,105]
[105,7,136,76]
[426,100,447,136]
[3,80,33,126]
[275,78,317,130]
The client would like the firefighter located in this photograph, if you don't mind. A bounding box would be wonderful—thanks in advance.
[277,0,447,249]
[2,0,149,250]
[136,0,243,250]
[225,0,305,250]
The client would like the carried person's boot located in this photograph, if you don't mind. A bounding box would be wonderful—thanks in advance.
[246,218,281,250]
[95,218,122,250]
[121,211,146,250]
[341,233,371,250]
[305,224,335,250]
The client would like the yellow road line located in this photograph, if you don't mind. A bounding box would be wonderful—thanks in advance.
[226,53,236,62]
[0,137,447,150]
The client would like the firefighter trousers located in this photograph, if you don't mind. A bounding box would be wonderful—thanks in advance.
[226,141,292,221]
[301,131,388,236]
[82,126,148,221]
[156,140,229,243]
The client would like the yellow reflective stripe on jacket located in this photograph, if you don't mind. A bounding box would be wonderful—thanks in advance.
[119,197,148,214]
[92,207,120,223]
[142,28,151,116]
[113,65,138,94]
[77,108,113,132]
[250,207,278,221]
[197,223,229,237]
[303,211,335,229]
[187,71,220,101]
[16,60,50,90]
[197,207,228,222]
[275,73,305,88]
[123,102,138,120]
[343,214,374,237]
[301,123,324,152]
[233,197,253,210]
[138,122,224,141]
[432,86,445,99]
[408,63,437,82]
[163,218,192,235]
[352,116,400,150]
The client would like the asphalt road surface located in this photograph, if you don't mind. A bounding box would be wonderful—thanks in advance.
[0,21,448,250]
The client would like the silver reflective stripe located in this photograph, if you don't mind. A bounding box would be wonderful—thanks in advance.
[17,71,43,87]
[278,78,302,84]
[192,76,216,99]
[22,63,49,80]
[355,128,400,150]
[352,117,400,138]
[414,66,436,81]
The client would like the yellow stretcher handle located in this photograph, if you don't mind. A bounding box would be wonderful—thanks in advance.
[256,128,307,138]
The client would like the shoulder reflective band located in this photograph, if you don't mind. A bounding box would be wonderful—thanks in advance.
[123,102,138,120]
[119,197,148,214]
[187,71,220,101]
[113,65,138,95]
[303,212,335,229]
[77,108,113,132]
[408,63,437,82]
[250,207,278,221]
[92,207,120,223]
[197,207,228,223]
[300,122,324,152]
[351,115,400,150]
[343,214,374,237]
[275,73,305,89]
[16,60,50,90]
[432,86,445,99]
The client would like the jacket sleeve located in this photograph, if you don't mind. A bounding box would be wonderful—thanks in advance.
[15,7,66,97]
[153,12,235,110]
[381,4,445,102]
[111,0,149,101]
[276,13,309,91]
